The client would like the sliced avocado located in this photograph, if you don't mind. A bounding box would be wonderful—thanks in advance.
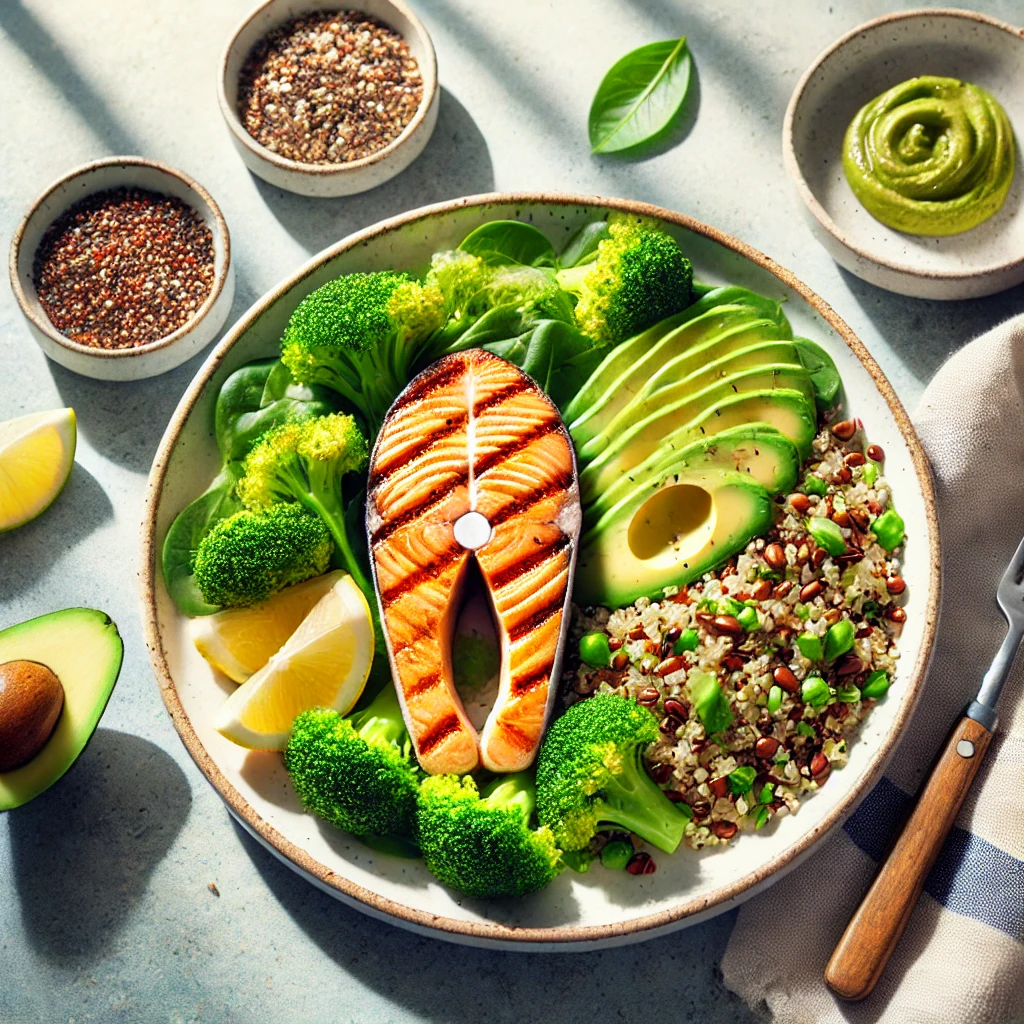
[570,309,791,447]
[575,468,774,608]
[0,608,123,811]
[578,342,810,460]
[562,286,789,426]
[794,337,842,412]
[586,425,800,527]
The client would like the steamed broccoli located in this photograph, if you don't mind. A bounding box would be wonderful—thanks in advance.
[555,215,694,345]
[236,412,372,601]
[192,504,332,607]
[284,685,420,844]
[280,272,446,435]
[536,694,690,854]
[416,772,562,899]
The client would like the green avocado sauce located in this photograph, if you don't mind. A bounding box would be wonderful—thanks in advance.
[842,75,1016,236]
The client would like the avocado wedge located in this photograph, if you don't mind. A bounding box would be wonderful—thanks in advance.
[0,608,123,811]
[578,342,811,460]
[562,286,789,427]
[579,381,816,503]
[575,468,774,608]
[585,425,800,528]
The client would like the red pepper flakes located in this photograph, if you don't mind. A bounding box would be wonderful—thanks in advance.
[33,187,215,350]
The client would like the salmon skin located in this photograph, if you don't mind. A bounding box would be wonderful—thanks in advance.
[367,350,582,775]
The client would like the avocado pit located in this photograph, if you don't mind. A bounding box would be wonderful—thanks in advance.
[0,660,65,772]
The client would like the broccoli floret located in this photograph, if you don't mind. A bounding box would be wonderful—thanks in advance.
[555,215,694,345]
[284,685,420,843]
[192,504,332,607]
[536,693,690,854]
[236,412,372,602]
[416,772,562,899]
[280,272,446,436]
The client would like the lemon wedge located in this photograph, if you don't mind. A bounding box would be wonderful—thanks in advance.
[191,570,344,683]
[214,573,373,750]
[0,409,76,533]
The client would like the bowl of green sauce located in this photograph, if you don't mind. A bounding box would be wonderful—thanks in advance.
[783,9,1024,300]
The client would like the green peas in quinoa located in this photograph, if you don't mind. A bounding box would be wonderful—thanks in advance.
[766,684,783,714]
[797,632,823,661]
[802,473,829,497]
[862,670,891,700]
[823,619,855,662]
[727,766,757,794]
[600,840,633,870]
[579,631,612,667]
[673,628,699,654]
[836,683,862,703]
[862,462,878,487]
[801,676,831,707]
[807,516,847,556]
[872,508,905,551]
[795,721,816,738]
[737,606,760,632]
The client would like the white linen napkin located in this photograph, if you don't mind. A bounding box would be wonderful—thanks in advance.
[721,314,1024,1024]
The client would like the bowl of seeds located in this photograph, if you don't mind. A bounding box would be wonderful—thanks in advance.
[220,0,439,197]
[9,157,234,382]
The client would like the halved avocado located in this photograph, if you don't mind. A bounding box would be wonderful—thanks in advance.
[580,384,816,502]
[569,309,791,446]
[0,608,123,811]
[575,468,774,608]
[578,341,809,460]
[563,285,789,427]
[586,425,800,527]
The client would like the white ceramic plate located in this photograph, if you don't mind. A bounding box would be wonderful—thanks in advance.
[784,9,1024,300]
[140,193,939,950]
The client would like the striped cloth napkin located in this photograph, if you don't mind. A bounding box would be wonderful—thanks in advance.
[721,314,1024,1023]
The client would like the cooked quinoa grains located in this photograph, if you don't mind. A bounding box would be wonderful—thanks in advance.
[567,426,907,851]
[33,188,215,350]
[238,11,423,165]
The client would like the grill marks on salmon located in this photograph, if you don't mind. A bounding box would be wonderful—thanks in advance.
[367,350,581,776]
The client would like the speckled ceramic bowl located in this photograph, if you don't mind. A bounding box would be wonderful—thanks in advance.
[9,157,234,381]
[784,9,1024,300]
[219,0,439,197]
[140,193,939,950]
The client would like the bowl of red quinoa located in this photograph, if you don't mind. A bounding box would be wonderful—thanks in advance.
[219,0,439,197]
[9,157,234,382]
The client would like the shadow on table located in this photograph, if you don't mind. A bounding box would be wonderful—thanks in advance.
[838,270,1024,388]
[253,87,494,255]
[9,729,191,966]
[2,461,113,598]
[233,820,758,1023]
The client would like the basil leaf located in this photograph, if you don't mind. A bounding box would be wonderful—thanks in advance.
[458,220,557,268]
[589,38,693,154]
[558,220,611,269]
[161,464,243,617]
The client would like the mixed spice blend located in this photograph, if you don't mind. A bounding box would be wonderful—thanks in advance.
[238,11,424,165]
[33,187,215,350]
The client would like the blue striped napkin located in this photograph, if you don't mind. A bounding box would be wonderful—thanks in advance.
[722,315,1024,1023]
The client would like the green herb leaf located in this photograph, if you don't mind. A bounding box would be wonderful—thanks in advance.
[727,766,756,794]
[688,670,733,735]
[558,220,611,268]
[589,38,693,155]
[458,220,557,268]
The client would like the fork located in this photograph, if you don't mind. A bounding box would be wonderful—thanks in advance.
[824,535,1024,1001]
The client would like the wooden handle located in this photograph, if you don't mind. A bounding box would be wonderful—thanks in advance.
[825,715,993,1001]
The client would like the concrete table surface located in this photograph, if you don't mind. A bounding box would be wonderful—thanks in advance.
[1,1,1021,1021]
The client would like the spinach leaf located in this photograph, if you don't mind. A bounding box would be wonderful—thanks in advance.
[483,320,612,413]
[161,464,243,617]
[558,220,611,269]
[215,359,336,462]
[458,220,557,268]
[794,338,842,412]
[589,38,692,154]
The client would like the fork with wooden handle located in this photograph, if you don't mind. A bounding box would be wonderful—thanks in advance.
[825,534,1024,1001]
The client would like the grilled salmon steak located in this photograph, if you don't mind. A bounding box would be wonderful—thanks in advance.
[367,350,581,775]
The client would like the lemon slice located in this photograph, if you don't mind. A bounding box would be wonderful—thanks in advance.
[191,570,344,683]
[214,574,373,750]
[0,409,76,533]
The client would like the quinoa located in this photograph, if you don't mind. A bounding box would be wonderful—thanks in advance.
[566,423,906,850]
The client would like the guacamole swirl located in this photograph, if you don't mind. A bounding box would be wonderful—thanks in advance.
[842,75,1015,236]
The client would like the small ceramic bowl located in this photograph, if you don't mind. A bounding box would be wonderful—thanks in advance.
[219,0,439,197]
[783,9,1024,300]
[9,157,234,382]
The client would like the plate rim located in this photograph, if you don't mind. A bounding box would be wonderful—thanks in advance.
[781,7,1024,286]
[139,190,941,946]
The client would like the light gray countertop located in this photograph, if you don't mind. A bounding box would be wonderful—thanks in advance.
[2,2,1022,1021]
